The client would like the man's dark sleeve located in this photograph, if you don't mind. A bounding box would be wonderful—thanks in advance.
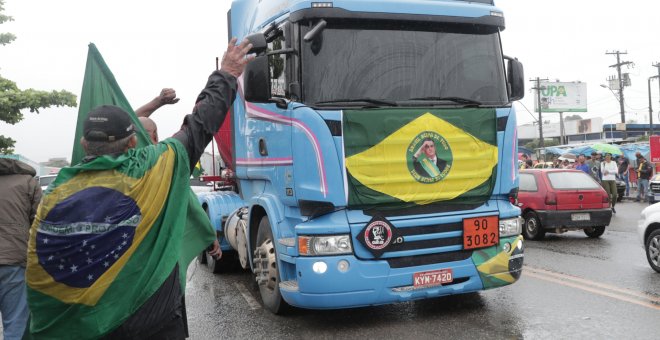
[173,70,237,172]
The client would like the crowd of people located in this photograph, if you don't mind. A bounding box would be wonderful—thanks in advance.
[520,150,656,208]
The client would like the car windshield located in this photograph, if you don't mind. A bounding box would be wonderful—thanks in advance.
[302,20,507,106]
[547,171,601,190]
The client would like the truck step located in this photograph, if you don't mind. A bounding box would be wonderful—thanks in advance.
[279,280,299,292]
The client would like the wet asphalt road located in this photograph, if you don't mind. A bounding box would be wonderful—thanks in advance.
[184,200,659,340]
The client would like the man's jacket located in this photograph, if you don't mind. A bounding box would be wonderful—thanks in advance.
[0,158,42,266]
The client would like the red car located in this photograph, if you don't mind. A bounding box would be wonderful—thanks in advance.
[518,169,613,240]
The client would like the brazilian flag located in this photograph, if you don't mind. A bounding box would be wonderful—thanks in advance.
[70,43,152,165]
[344,108,498,210]
[25,44,216,339]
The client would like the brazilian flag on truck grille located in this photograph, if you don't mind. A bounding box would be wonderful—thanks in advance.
[344,108,498,209]
[25,43,216,339]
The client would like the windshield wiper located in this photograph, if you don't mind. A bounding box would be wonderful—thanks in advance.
[407,96,483,106]
[314,98,399,107]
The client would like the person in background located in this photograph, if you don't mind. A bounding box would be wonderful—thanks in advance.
[575,154,590,174]
[637,155,653,202]
[0,158,42,340]
[600,153,618,213]
[136,88,180,144]
[520,154,529,169]
[618,156,630,197]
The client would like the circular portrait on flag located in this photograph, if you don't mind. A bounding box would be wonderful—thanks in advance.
[407,131,453,184]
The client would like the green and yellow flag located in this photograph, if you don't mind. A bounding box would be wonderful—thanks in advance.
[26,44,216,339]
[71,43,152,165]
[345,108,498,209]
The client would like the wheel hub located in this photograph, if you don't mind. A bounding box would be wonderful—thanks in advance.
[254,239,278,291]
[650,235,660,267]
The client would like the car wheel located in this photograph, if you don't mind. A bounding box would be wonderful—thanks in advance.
[523,212,545,240]
[645,229,660,273]
[254,216,290,314]
[584,226,606,238]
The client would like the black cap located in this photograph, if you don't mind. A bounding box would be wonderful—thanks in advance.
[83,105,135,142]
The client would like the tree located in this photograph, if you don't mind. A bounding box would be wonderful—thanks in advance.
[565,115,583,121]
[524,138,559,150]
[0,0,77,154]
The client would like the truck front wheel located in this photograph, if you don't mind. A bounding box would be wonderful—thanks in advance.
[254,216,289,314]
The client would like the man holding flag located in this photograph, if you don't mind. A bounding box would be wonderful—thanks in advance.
[25,38,253,339]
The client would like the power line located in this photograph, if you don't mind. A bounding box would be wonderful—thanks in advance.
[515,101,539,123]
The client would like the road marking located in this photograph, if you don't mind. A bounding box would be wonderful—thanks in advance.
[234,282,262,310]
[524,265,660,311]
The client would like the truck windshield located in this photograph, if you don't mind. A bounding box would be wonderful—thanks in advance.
[302,21,508,107]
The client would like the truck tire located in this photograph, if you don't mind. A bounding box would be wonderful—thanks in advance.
[645,229,660,273]
[523,212,545,240]
[254,216,290,314]
[584,226,606,238]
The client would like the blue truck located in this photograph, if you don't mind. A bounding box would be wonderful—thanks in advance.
[197,0,525,313]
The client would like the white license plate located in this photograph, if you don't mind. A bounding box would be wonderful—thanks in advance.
[654,194,660,200]
[571,213,590,221]
[413,269,453,288]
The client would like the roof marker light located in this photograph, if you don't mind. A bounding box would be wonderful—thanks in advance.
[312,2,333,8]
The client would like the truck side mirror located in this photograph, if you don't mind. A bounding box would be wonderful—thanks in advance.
[244,56,271,103]
[244,33,268,55]
[505,56,525,102]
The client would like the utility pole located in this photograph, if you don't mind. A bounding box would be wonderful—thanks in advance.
[559,112,565,144]
[606,51,633,139]
[649,76,658,136]
[649,63,660,135]
[530,77,548,150]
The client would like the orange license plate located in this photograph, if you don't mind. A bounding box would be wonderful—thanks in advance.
[463,216,499,250]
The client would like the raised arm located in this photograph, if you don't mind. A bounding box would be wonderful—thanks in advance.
[173,38,254,171]
[135,88,180,118]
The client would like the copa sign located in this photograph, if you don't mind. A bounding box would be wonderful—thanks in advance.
[534,82,588,113]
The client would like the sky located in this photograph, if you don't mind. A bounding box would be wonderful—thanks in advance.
[2,0,660,163]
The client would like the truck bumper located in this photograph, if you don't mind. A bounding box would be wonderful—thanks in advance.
[279,235,523,309]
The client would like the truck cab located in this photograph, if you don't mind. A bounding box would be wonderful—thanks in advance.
[200,0,525,313]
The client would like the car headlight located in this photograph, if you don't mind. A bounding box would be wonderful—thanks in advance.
[298,235,353,256]
[500,217,522,237]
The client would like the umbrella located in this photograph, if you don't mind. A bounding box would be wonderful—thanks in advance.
[590,143,623,156]
[559,153,576,161]
[544,147,567,155]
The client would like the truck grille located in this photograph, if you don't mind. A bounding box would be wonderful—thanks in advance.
[354,220,472,268]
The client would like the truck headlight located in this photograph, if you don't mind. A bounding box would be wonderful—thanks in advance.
[499,217,522,237]
[298,235,352,256]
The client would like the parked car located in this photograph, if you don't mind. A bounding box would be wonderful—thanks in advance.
[533,161,555,169]
[190,177,214,194]
[518,169,613,240]
[647,174,660,204]
[638,203,660,273]
[615,177,625,201]
[38,174,58,191]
